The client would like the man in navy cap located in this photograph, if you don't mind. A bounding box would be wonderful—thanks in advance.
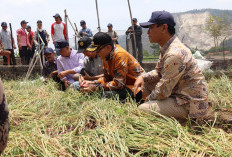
[126,18,143,65]
[42,47,66,90]
[43,48,57,79]
[55,39,84,90]
[106,23,118,45]
[134,11,209,120]
[0,22,16,65]
[51,13,67,56]
[78,20,93,38]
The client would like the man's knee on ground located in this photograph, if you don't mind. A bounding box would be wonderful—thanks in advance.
[138,102,157,114]
[138,99,189,119]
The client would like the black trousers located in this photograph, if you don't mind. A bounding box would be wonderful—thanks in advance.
[3,49,16,65]
[131,39,143,65]
[102,87,143,103]
[19,46,30,65]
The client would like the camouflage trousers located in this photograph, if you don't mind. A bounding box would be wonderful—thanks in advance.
[138,79,189,119]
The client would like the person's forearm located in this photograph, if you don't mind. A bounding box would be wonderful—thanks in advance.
[31,40,34,47]
[65,69,76,75]
[142,70,160,83]
[0,40,3,48]
[51,34,54,43]
[17,36,20,47]
[88,74,104,80]
[52,70,58,75]
[46,32,50,40]
[12,38,15,45]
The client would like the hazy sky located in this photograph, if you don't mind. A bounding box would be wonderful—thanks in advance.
[1,0,232,48]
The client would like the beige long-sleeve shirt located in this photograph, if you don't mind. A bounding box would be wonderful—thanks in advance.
[142,36,209,118]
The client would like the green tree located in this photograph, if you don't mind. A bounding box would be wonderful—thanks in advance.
[205,14,231,51]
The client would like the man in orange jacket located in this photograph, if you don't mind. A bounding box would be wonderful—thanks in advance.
[81,32,144,102]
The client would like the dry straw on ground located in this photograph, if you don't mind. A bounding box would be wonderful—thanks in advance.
[2,75,232,156]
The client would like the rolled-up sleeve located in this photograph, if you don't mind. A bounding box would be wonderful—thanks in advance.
[147,55,186,100]
[57,58,67,81]
[72,53,84,73]
[142,70,160,83]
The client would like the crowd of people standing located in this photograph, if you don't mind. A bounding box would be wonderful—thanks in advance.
[0,13,144,66]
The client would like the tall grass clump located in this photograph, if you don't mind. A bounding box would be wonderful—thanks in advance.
[1,77,232,156]
[208,75,232,110]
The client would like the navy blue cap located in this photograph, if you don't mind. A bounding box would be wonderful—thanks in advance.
[107,23,113,27]
[26,25,31,29]
[140,11,176,28]
[44,48,54,54]
[53,13,61,18]
[1,22,7,27]
[80,20,86,26]
[55,39,69,50]
[37,20,42,23]
[21,20,28,25]
[132,18,137,21]
[78,36,92,53]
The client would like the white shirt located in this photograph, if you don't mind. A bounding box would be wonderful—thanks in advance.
[57,49,84,83]
[0,29,13,49]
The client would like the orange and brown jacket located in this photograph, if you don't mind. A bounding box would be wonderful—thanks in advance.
[97,45,144,91]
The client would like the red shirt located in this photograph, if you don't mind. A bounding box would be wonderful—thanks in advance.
[16,28,28,47]
[28,31,34,45]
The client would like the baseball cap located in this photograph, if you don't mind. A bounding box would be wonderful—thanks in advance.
[55,39,69,50]
[21,20,28,25]
[44,48,54,54]
[107,23,113,27]
[77,37,92,53]
[26,25,31,29]
[140,11,176,28]
[1,22,7,27]
[80,20,86,26]
[37,20,42,23]
[86,32,113,52]
[53,13,61,18]
[132,18,137,21]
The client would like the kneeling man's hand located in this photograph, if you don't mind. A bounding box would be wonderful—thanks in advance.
[58,71,68,79]
[134,75,144,96]
[81,83,97,93]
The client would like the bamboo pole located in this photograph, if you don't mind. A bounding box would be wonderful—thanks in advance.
[95,0,101,32]
[64,9,69,43]
[25,33,45,80]
[67,17,79,36]
[9,23,14,65]
[127,0,137,60]
[74,23,78,50]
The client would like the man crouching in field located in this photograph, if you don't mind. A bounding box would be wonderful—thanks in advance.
[81,32,144,102]
[55,40,84,90]
[134,11,209,120]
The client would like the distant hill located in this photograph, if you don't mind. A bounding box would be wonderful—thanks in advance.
[118,9,232,54]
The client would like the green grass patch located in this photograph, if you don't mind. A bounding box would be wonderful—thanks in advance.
[2,76,232,156]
